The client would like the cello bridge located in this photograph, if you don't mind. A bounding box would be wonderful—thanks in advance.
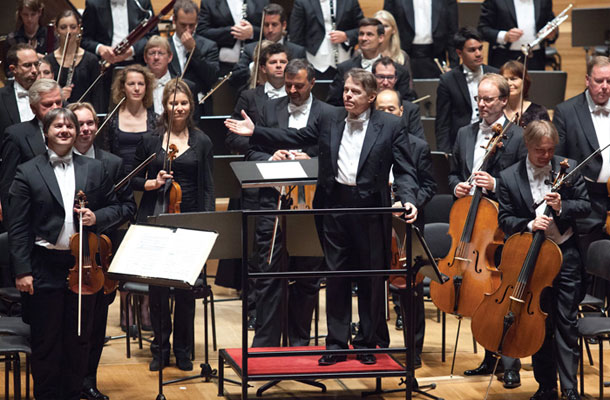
[454,257,471,262]
[509,296,525,303]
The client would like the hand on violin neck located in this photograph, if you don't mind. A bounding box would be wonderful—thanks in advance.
[147,169,173,191]
[455,182,473,198]
[532,215,552,232]
[74,207,97,226]
[544,192,562,213]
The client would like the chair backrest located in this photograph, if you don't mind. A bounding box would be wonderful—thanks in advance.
[528,71,567,110]
[586,240,610,282]
[421,117,436,151]
[423,222,451,260]
[0,232,7,266]
[430,151,452,195]
[413,79,439,117]
[424,194,454,225]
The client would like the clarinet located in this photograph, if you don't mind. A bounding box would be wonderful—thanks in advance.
[65,29,83,89]
[329,0,339,66]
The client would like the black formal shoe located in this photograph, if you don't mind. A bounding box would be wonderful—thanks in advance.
[149,358,170,371]
[395,315,403,330]
[81,387,109,400]
[176,358,193,371]
[247,315,256,331]
[356,354,377,365]
[463,359,503,376]
[502,369,521,389]
[530,386,558,400]
[318,354,347,366]
[562,389,580,400]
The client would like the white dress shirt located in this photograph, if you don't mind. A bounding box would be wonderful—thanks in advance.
[497,0,538,51]
[153,70,172,115]
[219,0,246,63]
[412,0,433,45]
[97,0,134,59]
[35,149,76,250]
[264,82,287,99]
[288,94,313,129]
[306,0,350,72]
[586,90,610,182]
[525,157,572,245]
[73,145,95,159]
[172,34,188,74]
[467,115,505,195]
[464,65,483,123]
[14,81,34,122]
[336,108,370,186]
[360,54,381,72]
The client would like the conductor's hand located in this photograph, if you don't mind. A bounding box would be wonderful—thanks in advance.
[532,215,552,231]
[545,192,561,213]
[16,275,33,295]
[393,201,418,223]
[505,28,524,43]
[74,207,97,226]
[472,171,495,191]
[224,110,255,136]
[455,182,472,198]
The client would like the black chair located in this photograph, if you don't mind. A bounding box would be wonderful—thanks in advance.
[578,240,610,399]
[0,232,21,316]
[421,117,436,151]
[0,335,31,400]
[545,46,562,71]
[121,282,151,358]
[430,152,452,195]
[424,194,454,225]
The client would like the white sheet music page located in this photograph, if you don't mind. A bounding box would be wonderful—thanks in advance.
[109,225,218,286]
[256,161,308,180]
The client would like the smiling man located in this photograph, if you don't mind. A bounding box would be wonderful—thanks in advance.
[226,68,419,365]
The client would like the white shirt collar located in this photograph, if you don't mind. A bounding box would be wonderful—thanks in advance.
[586,89,610,113]
[73,145,95,159]
[264,82,287,99]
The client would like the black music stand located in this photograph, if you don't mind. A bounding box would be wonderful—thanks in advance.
[363,217,448,400]
[107,224,218,400]
[572,7,610,57]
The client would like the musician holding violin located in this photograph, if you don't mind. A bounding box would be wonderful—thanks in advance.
[8,108,122,400]
[132,79,214,371]
[496,120,590,400]
[447,73,525,385]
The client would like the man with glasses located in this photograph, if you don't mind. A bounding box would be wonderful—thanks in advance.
[449,73,526,388]
[326,18,414,106]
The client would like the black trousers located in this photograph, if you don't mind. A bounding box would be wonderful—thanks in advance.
[24,248,95,400]
[532,237,583,391]
[83,289,116,390]
[409,44,441,79]
[149,285,195,361]
[322,184,390,350]
[489,47,546,71]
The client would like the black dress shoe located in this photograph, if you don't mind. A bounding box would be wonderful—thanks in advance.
[562,389,580,400]
[81,387,109,400]
[395,315,403,330]
[502,369,521,389]
[464,360,502,376]
[356,354,377,365]
[530,386,558,400]
[247,315,256,331]
[176,358,193,371]
[149,358,170,371]
[318,354,347,366]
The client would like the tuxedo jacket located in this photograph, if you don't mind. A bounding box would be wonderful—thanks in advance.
[196,0,268,49]
[448,121,527,200]
[250,107,419,207]
[0,81,21,143]
[383,0,459,66]
[230,41,307,93]
[0,119,46,213]
[478,0,555,60]
[402,100,425,141]
[225,85,270,154]
[168,34,220,96]
[8,154,122,277]
[409,135,436,208]
[246,96,334,160]
[81,0,157,59]
[497,156,590,237]
[326,55,415,106]
[435,64,499,153]
[288,0,363,55]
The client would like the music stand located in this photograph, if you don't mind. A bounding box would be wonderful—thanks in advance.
[412,79,440,117]
[572,8,610,57]
[213,155,244,198]
[107,224,218,400]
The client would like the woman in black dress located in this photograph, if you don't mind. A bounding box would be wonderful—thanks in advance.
[132,79,214,371]
[44,10,100,104]
[500,60,550,128]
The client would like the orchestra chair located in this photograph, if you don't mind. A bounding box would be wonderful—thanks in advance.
[528,71,567,110]
[312,79,332,102]
[0,232,21,316]
[0,335,31,400]
[430,151,452,195]
[422,117,437,151]
[413,79,439,118]
[121,282,151,358]
[545,46,562,70]
[578,240,610,399]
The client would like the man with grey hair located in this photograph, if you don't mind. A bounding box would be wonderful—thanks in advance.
[0,79,63,224]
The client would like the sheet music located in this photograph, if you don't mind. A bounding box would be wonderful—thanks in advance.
[256,161,308,180]
[109,225,218,286]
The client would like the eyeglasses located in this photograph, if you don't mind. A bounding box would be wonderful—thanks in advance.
[474,95,501,104]
[374,74,396,81]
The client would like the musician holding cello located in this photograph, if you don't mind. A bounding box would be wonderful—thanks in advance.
[448,73,525,386]
[496,120,590,400]
[132,79,214,371]
[8,108,122,400]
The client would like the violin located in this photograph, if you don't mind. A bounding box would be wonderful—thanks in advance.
[68,191,110,334]
[470,160,569,359]
[429,122,513,318]
[167,144,182,214]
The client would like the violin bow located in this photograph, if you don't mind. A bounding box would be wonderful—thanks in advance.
[199,72,232,105]
[56,31,71,84]
[250,10,266,89]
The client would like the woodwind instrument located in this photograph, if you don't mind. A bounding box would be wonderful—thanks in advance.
[65,28,83,89]
[521,4,572,55]
[330,0,339,66]
[46,23,56,54]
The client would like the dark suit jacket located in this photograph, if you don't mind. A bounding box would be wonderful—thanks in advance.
[288,0,363,55]
[132,127,215,222]
[196,0,268,49]
[326,55,415,106]
[409,135,436,208]
[8,154,122,277]
[435,64,499,153]
[0,81,21,143]
[497,155,590,236]
[383,0,459,66]
[94,147,136,232]
[81,0,157,59]
[478,0,555,65]
[230,40,306,93]
[225,85,270,154]
[0,119,46,212]
[448,121,527,199]
[402,100,425,141]
[168,34,220,96]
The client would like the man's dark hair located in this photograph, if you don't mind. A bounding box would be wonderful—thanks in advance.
[285,58,315,81]
[372,56,396,75]
[260,43,288,65]
[6,43,35,67]
[43,108,80,137]
[453,27,483,51]
[174,0,199,15]
[263,3,286,23]
[359,18,384,36]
